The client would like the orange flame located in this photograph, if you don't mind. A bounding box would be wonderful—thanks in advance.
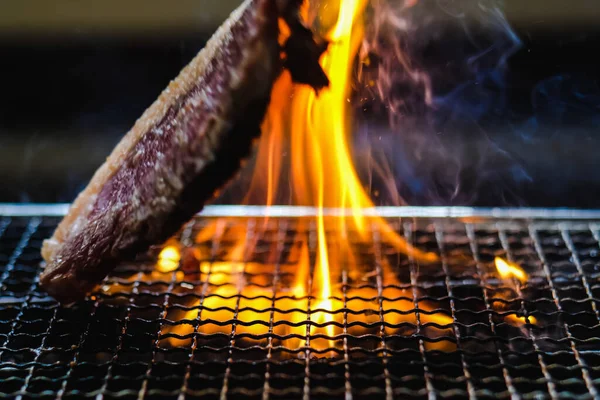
[495,256,528,283]
[493,257,537,328]
[101,0,544,356]
[149,0,450,355]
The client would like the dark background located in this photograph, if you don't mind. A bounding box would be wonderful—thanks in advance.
[0,0,599,207]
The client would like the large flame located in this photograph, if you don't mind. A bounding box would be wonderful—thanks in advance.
[252,0,438,301]
[104,0,539,357]
[150,0,453,354]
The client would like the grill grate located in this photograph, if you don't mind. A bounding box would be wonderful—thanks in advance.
[1,207,600,399]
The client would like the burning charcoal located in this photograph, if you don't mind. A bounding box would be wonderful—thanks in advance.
[284,28,330,91]
[40,0,329,304]
[277,0,330,91]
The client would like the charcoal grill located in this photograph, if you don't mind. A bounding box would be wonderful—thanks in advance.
[1,204,600,399]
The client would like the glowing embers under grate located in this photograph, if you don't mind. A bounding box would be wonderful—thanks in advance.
[1,214,600,399]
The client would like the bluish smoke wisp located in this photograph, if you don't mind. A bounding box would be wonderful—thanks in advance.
[354,0,534,206]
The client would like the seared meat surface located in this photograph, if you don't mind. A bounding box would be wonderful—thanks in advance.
[40,0,328,304]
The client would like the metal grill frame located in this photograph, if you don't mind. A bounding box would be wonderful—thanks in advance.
[1,204,600,400]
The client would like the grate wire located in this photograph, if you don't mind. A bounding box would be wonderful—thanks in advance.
[404,221,437,400]
[562,228,600,323]
[434,224,475,399]
[55,279,104,400]
[529,227,598,399]
[0,214,599,399]
[0,218,41,374]
[371,224,392,400]
[303,223,315,400]
[177,219,222,400]
[97,269,144,400]
[499,227,559,399]
[261,219,288,400]
[465,224,519,400]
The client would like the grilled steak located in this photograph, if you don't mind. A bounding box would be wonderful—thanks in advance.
[40,0,328,304]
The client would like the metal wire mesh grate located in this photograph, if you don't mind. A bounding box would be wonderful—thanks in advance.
[1,207,600,399]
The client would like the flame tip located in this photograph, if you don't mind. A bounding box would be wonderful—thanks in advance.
[494,256,528,283]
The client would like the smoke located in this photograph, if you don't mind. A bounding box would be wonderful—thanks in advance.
[222,0,600,208]
[354,0,531,206]
[505,74,600,205]
[527,75,600,133]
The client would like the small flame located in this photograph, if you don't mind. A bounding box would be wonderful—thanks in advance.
[505,313,537,326]
[493,257,537,329]
[157,245,180,273]
[494,257,528,283]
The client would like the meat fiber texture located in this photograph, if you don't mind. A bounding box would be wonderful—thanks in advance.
[40,0,328,304]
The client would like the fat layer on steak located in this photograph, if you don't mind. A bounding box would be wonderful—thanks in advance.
[40,0,327,303]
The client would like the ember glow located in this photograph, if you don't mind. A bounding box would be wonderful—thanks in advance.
[157,245,180,273]
[160,222,454,354]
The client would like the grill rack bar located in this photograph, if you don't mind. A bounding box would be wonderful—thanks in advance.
[2,203,600,219]
[0,205,599,399]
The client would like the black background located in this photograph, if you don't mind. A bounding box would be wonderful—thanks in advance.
[0,0,599,207]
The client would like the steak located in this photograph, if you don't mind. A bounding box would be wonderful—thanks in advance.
[40,0,328,304]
